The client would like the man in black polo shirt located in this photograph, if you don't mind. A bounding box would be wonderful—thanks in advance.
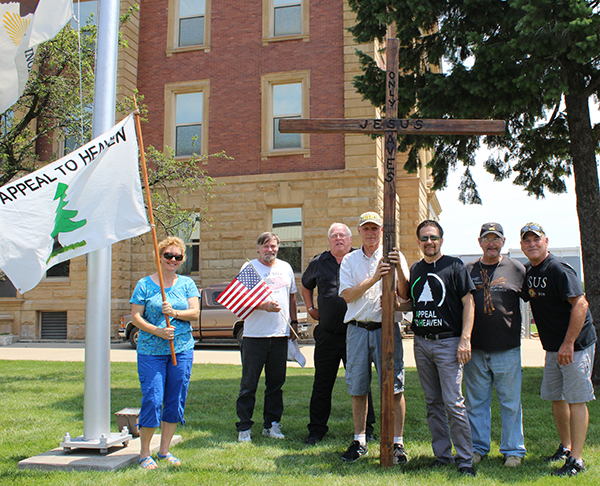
[301,222,375,444]
[405,220,476,477]
[521,222,596,477]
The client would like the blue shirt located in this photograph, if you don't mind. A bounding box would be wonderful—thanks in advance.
[130,275,200,355]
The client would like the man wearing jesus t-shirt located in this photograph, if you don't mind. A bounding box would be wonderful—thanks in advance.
[521,222,596,477]
[403,220,476,477]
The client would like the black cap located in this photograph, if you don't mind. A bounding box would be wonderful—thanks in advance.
[480,222,504,238]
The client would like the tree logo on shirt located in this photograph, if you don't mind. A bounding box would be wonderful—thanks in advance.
[412,273,446,307]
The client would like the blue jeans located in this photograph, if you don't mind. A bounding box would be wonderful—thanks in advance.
[137,350,194,428]
[464,347,526,458]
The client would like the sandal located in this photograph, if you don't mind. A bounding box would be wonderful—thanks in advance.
[157,452,181,466]
[139,456,157,469]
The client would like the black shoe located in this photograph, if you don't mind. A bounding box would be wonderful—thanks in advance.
[366,432,375,442]
[545,443,571,462]
[393,444,408,464]
[341,440,368,462]
[458,466,477,477]
[304,434,322,445]
[552,457,585,477]
[431,459,450,468]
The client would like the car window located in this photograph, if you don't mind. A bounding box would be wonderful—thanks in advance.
[210,291,225,307]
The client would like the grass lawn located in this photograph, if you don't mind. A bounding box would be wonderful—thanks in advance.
[0,360,598,485]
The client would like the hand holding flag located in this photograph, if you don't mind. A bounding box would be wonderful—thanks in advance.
[216,264,272,320]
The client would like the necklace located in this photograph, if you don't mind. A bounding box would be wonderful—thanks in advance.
[478,257,501,314]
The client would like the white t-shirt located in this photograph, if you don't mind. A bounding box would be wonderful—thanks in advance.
[242,258,297,338]
[339,245,409,323]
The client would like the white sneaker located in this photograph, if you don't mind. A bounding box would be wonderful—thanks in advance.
[238,430,252,442]
[262,421,285,439]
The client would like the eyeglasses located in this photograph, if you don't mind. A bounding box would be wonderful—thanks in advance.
[163,252,183,261]
[419,235,441,242]
[481,237,503,243]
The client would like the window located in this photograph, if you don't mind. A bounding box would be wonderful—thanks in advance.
[175,92,203,156]
[164,80,209,158]
[70,1,97,30]
[274,0,301,36]
[261,71,309,157]
[0,111,13,137]
[177,215,201,276]
[179,0,205,47]
[46,261,70,278]
[272,207,302,273]
[167,0,211,54]
[263,0,308,43]
[273,83,301,149]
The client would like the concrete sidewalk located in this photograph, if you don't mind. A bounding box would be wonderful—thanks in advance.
[0,337,547,368]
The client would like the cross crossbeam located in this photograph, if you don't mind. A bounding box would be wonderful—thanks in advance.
[279,118,505,135]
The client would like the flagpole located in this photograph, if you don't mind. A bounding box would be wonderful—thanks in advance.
[60,0,131,450]
[133,97,177,366]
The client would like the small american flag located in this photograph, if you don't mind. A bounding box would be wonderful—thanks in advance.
[216,264,272,319]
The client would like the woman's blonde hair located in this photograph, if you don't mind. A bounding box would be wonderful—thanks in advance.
[157,236,186,261]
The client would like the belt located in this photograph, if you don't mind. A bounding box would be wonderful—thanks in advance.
[420,331,461,341]
[348,320,382,331]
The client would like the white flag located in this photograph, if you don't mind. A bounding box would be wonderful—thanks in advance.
[0,114,151,293]
[0,0,73,114]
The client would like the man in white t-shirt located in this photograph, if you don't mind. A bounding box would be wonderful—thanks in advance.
[236,232,298,442]
[338,212,409,464]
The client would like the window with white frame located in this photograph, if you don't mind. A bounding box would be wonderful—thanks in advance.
[272,207,302,273]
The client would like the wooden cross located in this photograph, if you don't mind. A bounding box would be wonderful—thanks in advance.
[279,38,505,467]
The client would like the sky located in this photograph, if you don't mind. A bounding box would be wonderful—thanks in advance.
[436,154,581,256]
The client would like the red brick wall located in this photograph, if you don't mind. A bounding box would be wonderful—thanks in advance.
[136,0,346,177]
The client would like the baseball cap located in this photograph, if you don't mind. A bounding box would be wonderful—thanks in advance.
[520,222,545,239]
[480,222,504,238]
[358,212,383,227]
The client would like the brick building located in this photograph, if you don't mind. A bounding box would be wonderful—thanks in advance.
[0,0,440,341]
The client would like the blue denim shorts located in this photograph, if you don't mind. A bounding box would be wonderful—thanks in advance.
[541,345,596,404]
[345,322,404,396]
[137,349,193,428]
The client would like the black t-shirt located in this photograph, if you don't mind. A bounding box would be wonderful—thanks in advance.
[524,253,596,352]
[410,255,475,336]
[466,257,525,351]
[301,250,352,334]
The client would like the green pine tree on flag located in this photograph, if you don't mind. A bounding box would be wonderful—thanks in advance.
[48,182,87,261]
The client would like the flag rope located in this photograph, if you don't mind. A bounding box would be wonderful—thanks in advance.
[133,97,177,366]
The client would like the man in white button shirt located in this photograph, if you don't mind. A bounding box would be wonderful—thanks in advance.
[338,211,409,465]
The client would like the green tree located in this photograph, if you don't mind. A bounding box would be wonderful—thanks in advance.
[349,0,600,381]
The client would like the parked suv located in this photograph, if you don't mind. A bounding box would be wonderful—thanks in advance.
[119,282,310,349]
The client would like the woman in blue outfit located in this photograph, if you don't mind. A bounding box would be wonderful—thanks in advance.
[130,236,200,469]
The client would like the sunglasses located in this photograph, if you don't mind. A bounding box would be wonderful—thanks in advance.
[419,235,441,242]
[520,223,545,237]
[163,252,183,261]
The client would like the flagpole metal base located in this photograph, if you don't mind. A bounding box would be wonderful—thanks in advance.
[60,429,132,455]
